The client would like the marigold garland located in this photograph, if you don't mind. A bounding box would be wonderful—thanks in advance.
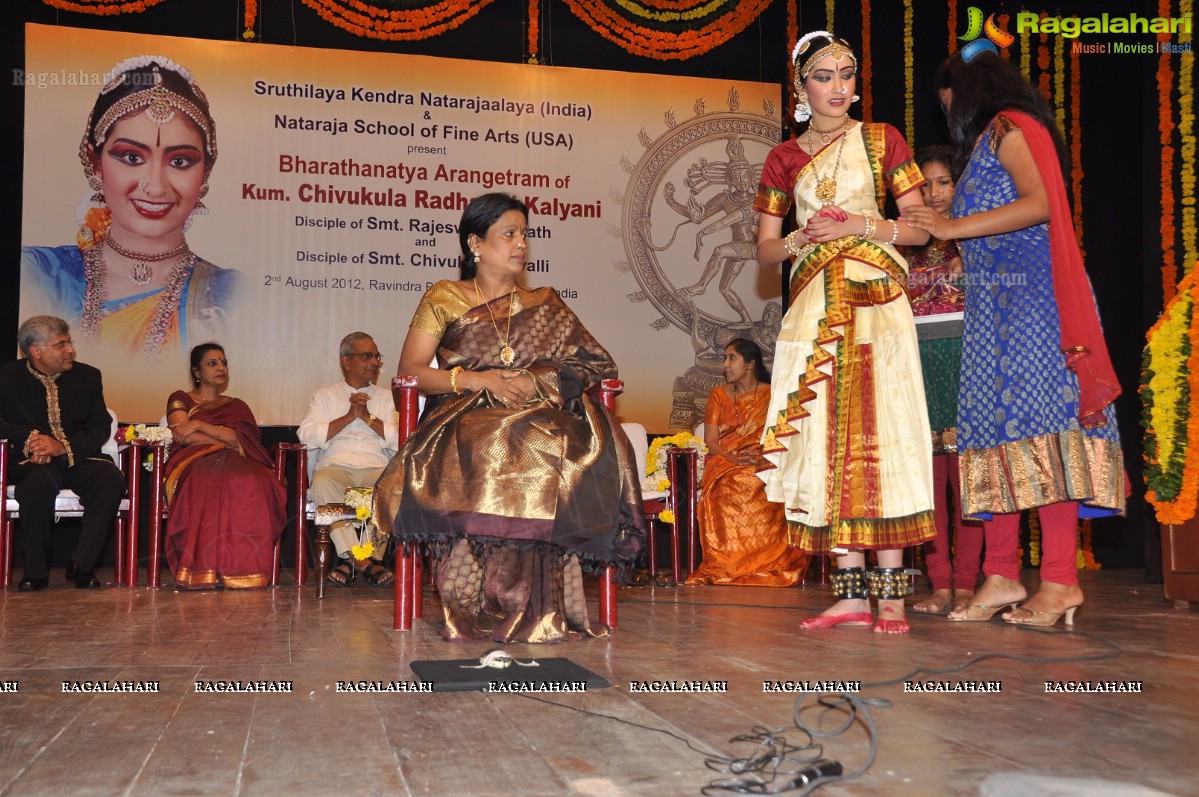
[1069,43,1084,255]
[859,0,872,123]
[1159,0,1179,301]
[560,0,771,60]
[903,0,914,142]
[300,0,495,42]
[824,0,835,33]
[1028,508,1041,566]
[1179,0,1196,278]
[1019,18,1031,82]
[39,0,167,13]
[947,0,957,54]
[1144,269,1199,525]
[244,0,258,40]
[1079,519,1100,569]
[1036,38,1050,103]
[1052,34,1065,153]
[527,0,540,63]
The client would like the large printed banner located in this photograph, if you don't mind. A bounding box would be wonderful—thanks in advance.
[20,24,785,428]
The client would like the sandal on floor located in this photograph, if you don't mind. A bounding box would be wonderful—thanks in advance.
[622,568,652,587]
[327,561,356,587]
[653,570,676,587]
[360,561,395,588]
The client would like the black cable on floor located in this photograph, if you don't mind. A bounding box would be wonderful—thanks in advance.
[513,624,1124,794]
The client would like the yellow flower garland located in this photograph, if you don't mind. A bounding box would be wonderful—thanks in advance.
[1144,269,1199,524]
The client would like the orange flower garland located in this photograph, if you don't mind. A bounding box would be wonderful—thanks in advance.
[1069,43,1084,256]
[1079,520,1100,570]
[299,0,495,42]
[1179,0,1196,278]
[1159,0,1178,302]
[527,0,539,63]
[560,0,772,61]
[947,0,957,54]
[244,0,258,40]
[40,0,167,12]
[903,0,914,142]
[860,0,872,122]
[1144,269,1199,525]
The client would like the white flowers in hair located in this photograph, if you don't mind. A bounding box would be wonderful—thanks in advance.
[101,54,195,91]
[792,30,835,66]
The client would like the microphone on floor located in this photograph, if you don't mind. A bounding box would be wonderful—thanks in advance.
[786,759,843,788]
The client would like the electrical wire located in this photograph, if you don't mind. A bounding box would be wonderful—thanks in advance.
[512,622,1124,794]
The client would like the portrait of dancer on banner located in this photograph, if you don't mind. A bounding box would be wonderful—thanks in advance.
[21,55,237,360]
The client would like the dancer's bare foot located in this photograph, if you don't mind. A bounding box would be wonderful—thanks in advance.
[947,574,1027,622]
[1003,580,1083,624]
[874,598,910,633]
[913,589,953,614]
[951,589,975,613]
[799,598,872,629]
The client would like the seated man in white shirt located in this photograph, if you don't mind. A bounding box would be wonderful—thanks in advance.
[298,332,399,587]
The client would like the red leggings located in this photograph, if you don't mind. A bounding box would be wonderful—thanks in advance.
[981,500,1080,585]
[923,453,984,591]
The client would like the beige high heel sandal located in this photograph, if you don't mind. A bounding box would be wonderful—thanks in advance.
[1003,604,1080,627]
[947,602,1021,622]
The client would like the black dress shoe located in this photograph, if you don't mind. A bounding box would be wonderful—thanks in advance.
[65,561,102,589]
[17,577,49,592]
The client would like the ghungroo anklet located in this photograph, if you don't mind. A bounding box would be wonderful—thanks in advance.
[830,566,868,600]
[868,567,912,599]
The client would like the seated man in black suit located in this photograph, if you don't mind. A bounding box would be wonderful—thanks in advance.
[0,316,125,590]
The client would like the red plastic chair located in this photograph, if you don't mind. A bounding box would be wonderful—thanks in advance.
[390,376,627,631]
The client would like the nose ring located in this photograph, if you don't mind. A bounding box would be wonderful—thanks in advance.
[138,177,149,191]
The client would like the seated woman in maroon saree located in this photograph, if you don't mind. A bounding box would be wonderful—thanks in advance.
[377,193,644,643]
[164,344,286,589]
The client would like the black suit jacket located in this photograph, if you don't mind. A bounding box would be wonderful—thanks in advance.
[0,359,113,467]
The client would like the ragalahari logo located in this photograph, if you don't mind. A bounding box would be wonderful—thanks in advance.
[960,7,1016,61]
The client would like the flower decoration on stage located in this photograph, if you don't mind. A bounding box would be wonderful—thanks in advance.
[645,431,707,491]
[299,0,495,42]
[561,0,772,60]
[659,509,676,525]
[343,487,384,560]
[1143,269,1199,525]
[40,0,168,15]
[121,424,173,470]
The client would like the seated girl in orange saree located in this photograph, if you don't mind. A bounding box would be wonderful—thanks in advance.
[686,340,808,586]
[164,343,285,589]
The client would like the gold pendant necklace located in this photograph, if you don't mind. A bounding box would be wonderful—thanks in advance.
[105,234,190,288]
[807,118,853,206]
[474,278,516,367]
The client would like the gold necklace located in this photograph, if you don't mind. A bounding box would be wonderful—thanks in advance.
[809,115,851,146]
[807,119,853,206]
[474,278,516,368]
[105,234,190,287]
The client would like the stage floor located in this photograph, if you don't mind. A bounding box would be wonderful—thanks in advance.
[0,568,1193,796]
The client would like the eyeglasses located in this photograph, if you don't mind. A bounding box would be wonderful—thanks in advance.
[351,353,384,362]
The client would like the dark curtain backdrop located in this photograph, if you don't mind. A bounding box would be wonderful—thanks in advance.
[0,1,1170,569]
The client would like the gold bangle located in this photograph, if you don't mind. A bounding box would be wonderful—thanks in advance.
[783,230,804,257]
[449,366,465,395]
[888,219,900,245]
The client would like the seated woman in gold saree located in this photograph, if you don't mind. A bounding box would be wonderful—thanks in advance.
[686,339,808,586]
[375,193,645,643]
[164,343,286,589]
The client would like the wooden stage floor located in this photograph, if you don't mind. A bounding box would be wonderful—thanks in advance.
[0,568,1194,796]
